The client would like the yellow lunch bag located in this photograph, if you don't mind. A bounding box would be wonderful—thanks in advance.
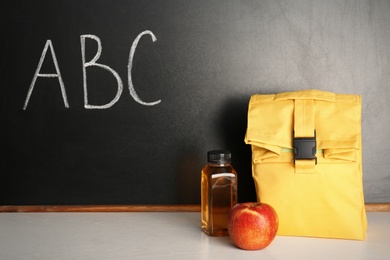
[244,89,367,240]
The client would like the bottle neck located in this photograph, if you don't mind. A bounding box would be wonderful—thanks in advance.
[208,162,231,167]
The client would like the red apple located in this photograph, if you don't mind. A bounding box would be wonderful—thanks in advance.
[228,202,278,250]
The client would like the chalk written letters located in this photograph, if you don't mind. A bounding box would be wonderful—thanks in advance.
[23,30,161,110]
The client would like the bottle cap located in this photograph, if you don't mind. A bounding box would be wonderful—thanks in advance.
[207,150,231,164]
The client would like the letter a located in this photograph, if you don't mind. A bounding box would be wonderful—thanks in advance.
[23,40,69,110]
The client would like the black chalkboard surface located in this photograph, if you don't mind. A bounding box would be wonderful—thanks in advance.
[1,0,390,205]
[1,0,257,205]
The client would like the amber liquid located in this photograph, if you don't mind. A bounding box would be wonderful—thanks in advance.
[201,163,237,236]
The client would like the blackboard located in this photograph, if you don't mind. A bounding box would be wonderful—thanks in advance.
[1,0,389,205]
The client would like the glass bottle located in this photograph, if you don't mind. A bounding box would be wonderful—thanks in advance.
[201,150,238,236]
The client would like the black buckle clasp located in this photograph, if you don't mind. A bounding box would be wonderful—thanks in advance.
[293,130,317,164]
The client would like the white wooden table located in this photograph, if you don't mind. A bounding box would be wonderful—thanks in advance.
[0,212,389,259]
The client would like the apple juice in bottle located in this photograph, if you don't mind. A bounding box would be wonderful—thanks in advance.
[201,150,237,236]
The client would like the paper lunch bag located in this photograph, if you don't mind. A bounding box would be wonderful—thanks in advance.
[244,89,367,240]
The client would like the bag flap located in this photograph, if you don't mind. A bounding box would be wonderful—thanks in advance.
[245,90,362,162]
[274,89,335,102]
